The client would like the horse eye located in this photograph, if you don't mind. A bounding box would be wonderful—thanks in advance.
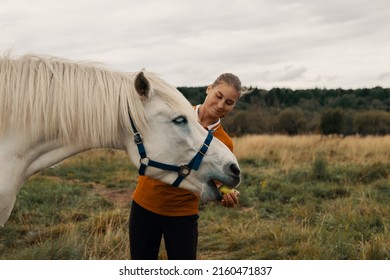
[173,115,188,124]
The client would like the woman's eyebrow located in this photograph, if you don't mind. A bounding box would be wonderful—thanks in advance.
[218,90,235,103]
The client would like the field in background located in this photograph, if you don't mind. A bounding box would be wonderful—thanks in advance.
[1,135,390,259]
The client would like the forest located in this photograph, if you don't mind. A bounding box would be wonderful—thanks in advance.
[178,86,390,136]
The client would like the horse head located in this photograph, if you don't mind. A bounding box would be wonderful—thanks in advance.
[123,72,240,202]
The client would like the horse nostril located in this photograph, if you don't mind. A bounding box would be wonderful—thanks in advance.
[230,163,240,177]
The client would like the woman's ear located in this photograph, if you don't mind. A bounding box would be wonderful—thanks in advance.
[206,85,212,95]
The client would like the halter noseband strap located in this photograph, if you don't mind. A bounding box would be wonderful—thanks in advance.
[130,117,214,187]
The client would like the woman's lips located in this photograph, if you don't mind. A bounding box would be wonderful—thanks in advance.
[213,106,224,114]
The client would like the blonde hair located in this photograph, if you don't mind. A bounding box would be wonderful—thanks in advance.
[211,73,251,98]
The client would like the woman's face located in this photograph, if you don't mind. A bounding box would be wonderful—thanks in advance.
[204,81,240,119]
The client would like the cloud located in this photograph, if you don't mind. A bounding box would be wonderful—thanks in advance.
[378,72,390,80]
[1,0,390,89]
[259,66,307,82]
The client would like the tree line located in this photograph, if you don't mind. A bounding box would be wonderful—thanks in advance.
[177,86,390,136]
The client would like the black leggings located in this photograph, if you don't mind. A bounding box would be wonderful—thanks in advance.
[129,200,199,260]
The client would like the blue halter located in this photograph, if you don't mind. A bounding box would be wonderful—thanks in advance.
[130,117,214,187]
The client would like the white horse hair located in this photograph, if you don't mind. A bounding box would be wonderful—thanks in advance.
[0,54,190,147]
[0,54,240,226]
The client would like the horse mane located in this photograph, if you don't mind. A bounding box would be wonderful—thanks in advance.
[0,54,192,148]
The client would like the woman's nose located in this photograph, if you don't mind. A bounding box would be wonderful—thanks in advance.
[216,99,224,109]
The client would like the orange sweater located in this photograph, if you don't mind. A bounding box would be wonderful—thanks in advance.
[132,123,233,216]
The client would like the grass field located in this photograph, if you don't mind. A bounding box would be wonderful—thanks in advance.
[1,135,390,259]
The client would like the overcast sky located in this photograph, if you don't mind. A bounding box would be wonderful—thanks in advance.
[1,0,389,89]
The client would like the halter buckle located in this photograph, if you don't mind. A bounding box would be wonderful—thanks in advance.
[198,143,209,156]
[133,132,142,144]
[179,165,191,177]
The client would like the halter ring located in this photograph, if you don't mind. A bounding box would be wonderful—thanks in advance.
[139,157,150,166]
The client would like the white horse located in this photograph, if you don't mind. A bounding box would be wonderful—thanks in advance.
[0,54,240,226]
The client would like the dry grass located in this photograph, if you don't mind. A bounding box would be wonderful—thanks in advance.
[234,135,390,169]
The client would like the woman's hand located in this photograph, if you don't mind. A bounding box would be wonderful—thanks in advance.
[221,189,240,207]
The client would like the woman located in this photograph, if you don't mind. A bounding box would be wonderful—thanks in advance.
[129,73,246,260]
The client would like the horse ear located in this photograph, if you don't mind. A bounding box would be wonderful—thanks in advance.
[135,71,151,99]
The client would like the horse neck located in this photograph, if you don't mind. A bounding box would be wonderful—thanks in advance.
[0,129,125,180]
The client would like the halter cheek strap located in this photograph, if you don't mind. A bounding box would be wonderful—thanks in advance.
[130,117,214,187]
